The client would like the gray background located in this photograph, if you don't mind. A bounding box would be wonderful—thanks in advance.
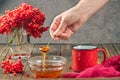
[0,0,120,44]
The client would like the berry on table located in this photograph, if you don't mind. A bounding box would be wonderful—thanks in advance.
[25,73,29,77]
[1,55,24,75]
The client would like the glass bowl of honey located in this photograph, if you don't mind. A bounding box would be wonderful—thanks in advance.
[28,55,67,78]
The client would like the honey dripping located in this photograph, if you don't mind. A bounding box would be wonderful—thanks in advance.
[39,46,50,71]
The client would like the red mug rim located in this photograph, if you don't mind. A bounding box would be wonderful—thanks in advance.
[73,45,97,50]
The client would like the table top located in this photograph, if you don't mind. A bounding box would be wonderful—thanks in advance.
[0,43,120,80]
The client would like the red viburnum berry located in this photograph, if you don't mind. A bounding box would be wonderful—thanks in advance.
[1,57,24,74]
[7,56,12,59]
[13,72,17,76]
[14,54,18,56]
[0,2,48,38]
[25,73,29,77]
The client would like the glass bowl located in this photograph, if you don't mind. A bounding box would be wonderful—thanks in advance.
[28,55,67,78]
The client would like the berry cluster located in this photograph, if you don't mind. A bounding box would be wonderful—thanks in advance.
[0,2,48,38]
[1,56,24,74]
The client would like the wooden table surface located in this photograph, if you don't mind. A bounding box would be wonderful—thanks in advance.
[0,43,120,80]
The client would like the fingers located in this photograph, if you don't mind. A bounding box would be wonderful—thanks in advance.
[53,33,71,40]
[50,17,61,39]
[54,28,74,40]
[50,15,82,40]
[59,33,72,40]
[53,17,67,38]
[50,16,67,40]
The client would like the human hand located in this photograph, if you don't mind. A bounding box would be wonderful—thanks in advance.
[50,0,110,40]
[50,5,87,40]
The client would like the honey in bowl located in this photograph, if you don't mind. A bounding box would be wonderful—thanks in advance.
[28,56,67,78]
[30,65,63,78]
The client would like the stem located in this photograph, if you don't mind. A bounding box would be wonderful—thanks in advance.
[0,27,25,60]
[0,47,13,60]
[16,29,20,44]
[0,47,8,57]
[19,28,23,49]
[8,31,16,46]
[16,28,23,49]
[0,29,18,60]
[3,48,10,60]
[0,30,16,59]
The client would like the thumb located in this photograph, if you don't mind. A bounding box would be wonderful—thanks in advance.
[53,18,67,37]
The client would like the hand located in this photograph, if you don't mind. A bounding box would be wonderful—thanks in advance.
[50,0,110,40]
[50,5,87,40]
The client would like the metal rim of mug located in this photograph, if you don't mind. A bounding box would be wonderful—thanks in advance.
[73,45,97,50]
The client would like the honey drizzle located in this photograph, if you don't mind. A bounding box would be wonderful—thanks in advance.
[42,52,46,71]
[39,46,49,71]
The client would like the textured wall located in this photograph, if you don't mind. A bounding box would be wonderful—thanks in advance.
[0,0,120,44]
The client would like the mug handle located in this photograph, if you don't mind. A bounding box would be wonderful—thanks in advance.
[97,48,106,64]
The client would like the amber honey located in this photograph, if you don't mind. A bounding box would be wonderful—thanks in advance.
[32,46,64,78]
[28,44,66,78]
[39,46,50,53]
[30,65,63,78]
[31,69,62,78]
[39,46,50,71]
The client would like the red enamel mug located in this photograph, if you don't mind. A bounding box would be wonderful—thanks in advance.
[71,45,106,72]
